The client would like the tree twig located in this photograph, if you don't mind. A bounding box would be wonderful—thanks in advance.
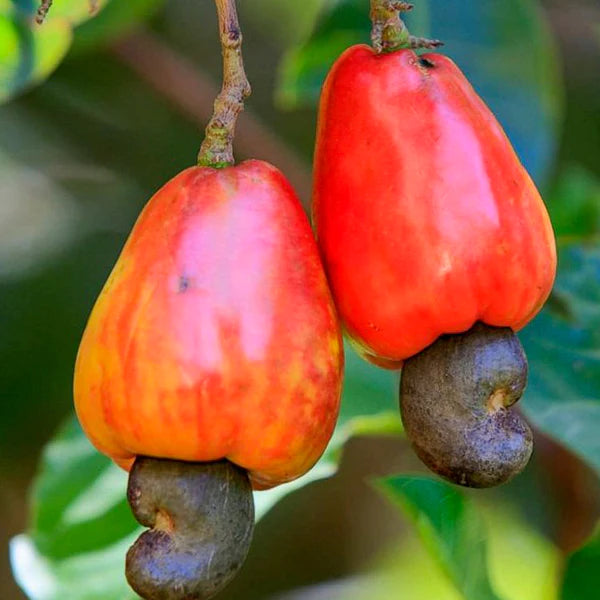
[36,0,99,24]
[36,0,53,24]
[197,0,251,167]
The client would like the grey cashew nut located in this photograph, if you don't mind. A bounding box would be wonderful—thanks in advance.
[126,457,254,600]
[400,322,533,488]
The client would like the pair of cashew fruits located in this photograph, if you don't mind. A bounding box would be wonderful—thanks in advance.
[74,161,343,599]
[313,46,556,487]
[73,38,556,600]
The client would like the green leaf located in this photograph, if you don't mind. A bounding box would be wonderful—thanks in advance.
[276,0,562,184]
[11,344,400,599]
[0,0,163,103]
[520,244,600,475]
[546,166,600,242]
[349,500,561,600]
[376,476,500,600]
[289,497,560,600]
[11,534,139,600]
[277,30,364,110]
[240,0,325,48]
[275,0,369,109]
[480,504,561,600]
[30,419,138,560]
[561,524,600,599]
[9,418,140,599]
[0,11,72,102]
[9,0,108,26]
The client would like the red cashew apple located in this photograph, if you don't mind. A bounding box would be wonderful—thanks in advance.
[74,159,343,490]
[312,44,556,488]
[312,46,556,369]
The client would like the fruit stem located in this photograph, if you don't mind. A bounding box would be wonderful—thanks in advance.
[197,0,251,168]
[36,0,98,24]
[369,0,443,53]
[36,0,53,23]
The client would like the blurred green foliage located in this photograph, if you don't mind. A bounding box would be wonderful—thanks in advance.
[0,0,163,101]
[0,0,599,599]
[520,245,600,472]
[377,477,501,599]
[561,524,600,599]
[0,12,71,103]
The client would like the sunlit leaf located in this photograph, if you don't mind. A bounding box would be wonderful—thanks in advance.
[0,0,163,103]
[0,11,72,102]
[30,420,138,560]
[10,0,108,26]
[276,499,560,600]
[11,534,138,600]
[376,476,500,600]
[480,504,561,600]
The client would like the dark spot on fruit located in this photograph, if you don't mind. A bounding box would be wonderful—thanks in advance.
[178,276,190,293]
[418,57,435,69]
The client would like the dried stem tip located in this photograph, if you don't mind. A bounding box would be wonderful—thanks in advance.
[36,0,53,24]
[37,0,99,24]
[197,0,251,168]
[370,0,443,53]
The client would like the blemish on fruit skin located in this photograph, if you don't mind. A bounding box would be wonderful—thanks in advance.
[418,57,435,69]
[178,276,191,293]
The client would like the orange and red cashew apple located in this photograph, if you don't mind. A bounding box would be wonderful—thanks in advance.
[74,160,343,599]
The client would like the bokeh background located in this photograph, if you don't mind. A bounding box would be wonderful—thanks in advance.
[1,0,600,598]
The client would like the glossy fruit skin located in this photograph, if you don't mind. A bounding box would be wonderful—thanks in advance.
[74,160,343,490]
[312,45,556,368]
